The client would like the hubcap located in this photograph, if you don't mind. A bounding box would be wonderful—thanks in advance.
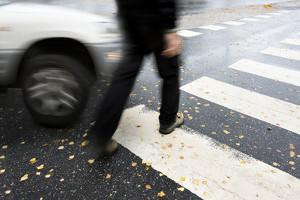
[25,68,82,116]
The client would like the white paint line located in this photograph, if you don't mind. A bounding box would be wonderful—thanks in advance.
[255,15,272,18]
[198,25,227,31]
[267,12,283,15]
[221,21,245,26]
[114,105,300,200]
[241,18,261,22]
[297,32,300,35]
[279,10,290,13]
[180,77,300,135]
[228,59,300,87]
[281,38,300,46]
[177,30,202,38]
[261,47,300,61]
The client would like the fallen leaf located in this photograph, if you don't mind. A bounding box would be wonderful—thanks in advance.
[2,145,8,149]
[211,132,216,135]
[68,141,74,145]
[60,178,64,182]
[289,161,295,165]
[180,156,184,160]
[57,146,64,150]
[223,130,230,134]
[193,179,199,185]
[267,127,272,130]
[69,155,75,160]
[161,146,166,150]
[88,159,95,164]
[20,142,25,145]
[204,104,210,107]
[202,181,207,185]
[106,174,111,179]
[49,169,54,173]
[180,177,186,181]
[5,190,11,194]
[291,167,296,170]
[177,187,184,191]
[30,158,37,164]
[203,192,209,196]
[37,164,44,170]
[273,162,280,167]
[157,191,165,197]
[81,140,89,147]
[136,125,141,127]
[290,151,295,157]
[146,185,151,189]
[240,161,246,164]
[271,170,276,173]
[0,169,5,174]
[0,155,5,159]
[20,174,29,182]
[45,174,51,179]
[83,133,88,137]
[131,162,137,167]
[289,144,295,149]
[167,143,172,148]
[222,181,227,184]
[146,162,152,166]
[36,172,41,175]
[257,173,262,177]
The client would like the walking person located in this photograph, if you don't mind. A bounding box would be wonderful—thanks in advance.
[85,0,184,156]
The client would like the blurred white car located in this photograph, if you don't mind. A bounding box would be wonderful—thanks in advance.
[0,0,122,126]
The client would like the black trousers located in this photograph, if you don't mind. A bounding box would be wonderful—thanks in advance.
[90,23,180,145]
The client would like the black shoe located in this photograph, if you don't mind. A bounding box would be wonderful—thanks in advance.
[82,139,118,158]
[159,111,184,135]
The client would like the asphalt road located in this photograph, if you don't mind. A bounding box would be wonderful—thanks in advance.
[1,1,300,199]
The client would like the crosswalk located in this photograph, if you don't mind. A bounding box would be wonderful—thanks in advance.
[115,9,300,200]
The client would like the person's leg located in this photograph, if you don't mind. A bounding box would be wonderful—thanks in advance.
[154,52,180,126]
[89,51,144,146]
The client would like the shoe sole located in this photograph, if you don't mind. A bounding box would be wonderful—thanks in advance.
[159,120,184,135]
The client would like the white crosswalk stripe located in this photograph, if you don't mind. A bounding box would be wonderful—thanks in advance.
[267,12,283,15]
[255,15,272,18]
[241,18,261,21]
[261,47,300,61]
[228,59,300,87]
[114,105,300,200]
[221,21,245,26]
[180,76,300,135]
[177,30,202,37]
[281,38,300,46]
[198,25,227,31]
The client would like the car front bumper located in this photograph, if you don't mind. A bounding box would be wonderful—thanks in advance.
[0,50,23,85]
[86,42,123,75]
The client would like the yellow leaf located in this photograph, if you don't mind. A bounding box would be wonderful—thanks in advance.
[193,179,199,185]
[83,133,88,137]
[131,162,137,167]
[202,181,207,185]
[20,174,29,182]
[240,161,246,164]
[257,173,262,177]
[273,162,280,167]
[49,169,54,172]
[204,104,210,107]
[2,145,8,149]
[57,146,64,150]
[146,185,151,189]
[289,161,295,165]
[81,140,89,147]
[223,130,230,134]
[211,131,216,135]
[289,144,295,149]
[69,155,75,160]
[203,192,209,196]
[36,172,41,175]
[30,158,37,164]
[161,146,167,150]
[0,169,5,174]
[146,162,152,166]
[157,191,165,197]
[69,142,74,145]
[37,164,44,170]
[290,151,295,157]
[222,181,227,184]
[45,174,51,179]
[88,159,95,164]
[60,178,64,182]
[5,190,11,194]
[177,187,184,191]
[106,174,111,179]
[180,177,186,181]
[0,155,5,159]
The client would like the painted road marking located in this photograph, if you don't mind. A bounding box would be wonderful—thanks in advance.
[261,47,300,61]
[228,59,300,87]
[241,18,261,22]
[180,76,300,135]
[279,10,290,13]
[255,15,272,18]
[281,38,300,46]
[198,25,227,31]
[267,12,283,16]
[221,21,245,26]
[114,105,300,200]
[177,30,202,38]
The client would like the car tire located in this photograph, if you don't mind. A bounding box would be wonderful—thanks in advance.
[22,54,91,126]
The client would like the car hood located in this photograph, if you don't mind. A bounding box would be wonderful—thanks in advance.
[0,2,115,23]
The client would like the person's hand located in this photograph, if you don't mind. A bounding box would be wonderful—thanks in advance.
[161,33,182,58]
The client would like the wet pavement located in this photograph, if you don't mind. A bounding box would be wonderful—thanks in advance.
[1,0,300,199]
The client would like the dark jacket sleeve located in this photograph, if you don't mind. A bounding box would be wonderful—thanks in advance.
[158,0,177,30]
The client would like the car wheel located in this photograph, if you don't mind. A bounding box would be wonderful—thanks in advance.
[22,54,90,126]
